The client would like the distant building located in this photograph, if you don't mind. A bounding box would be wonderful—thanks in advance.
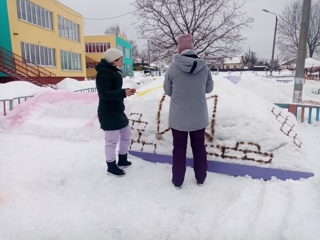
[0,0,86,85]
[84,34,133,79]
[222,56,245,70]
[281,59,296,69]
[281,57,320,70]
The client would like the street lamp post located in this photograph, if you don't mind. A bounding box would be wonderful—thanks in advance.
[263,9,278,77]
[148,40,151,74]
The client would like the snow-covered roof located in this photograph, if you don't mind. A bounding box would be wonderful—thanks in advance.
[304,57,320,68]
[290,57,320,68]
[224,56,243,64]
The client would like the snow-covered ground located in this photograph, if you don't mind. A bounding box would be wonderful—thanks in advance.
[1,71,320,240]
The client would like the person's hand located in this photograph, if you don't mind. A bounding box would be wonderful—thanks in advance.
[125,88,136,97]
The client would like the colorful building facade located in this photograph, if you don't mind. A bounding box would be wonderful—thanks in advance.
[84,34,133,79]
[0,0,86,84]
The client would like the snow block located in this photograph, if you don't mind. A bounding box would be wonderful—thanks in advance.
[129,150,314,181]
[224,75,241,84]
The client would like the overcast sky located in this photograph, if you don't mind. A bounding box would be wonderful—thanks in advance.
[57,0,292,61]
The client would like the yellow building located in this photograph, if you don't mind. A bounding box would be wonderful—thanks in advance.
[0,0,86,85]
[84,34,133,79]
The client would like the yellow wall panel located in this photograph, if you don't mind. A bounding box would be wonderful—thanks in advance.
[84,35,115,62]
[86,68,97,79]
[6,0,86,78]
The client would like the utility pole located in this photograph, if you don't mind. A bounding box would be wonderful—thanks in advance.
[263,9,278,77]
[249,47,252,68]
[293,0,311,103]
[148,40,150,74]
[270,15,278,76]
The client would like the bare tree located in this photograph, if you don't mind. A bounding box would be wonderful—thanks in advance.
[104,24,127,37]
[128,40,139,63]
[104,24,139,63]
[139,49,148,64]
[132,0,253,61]
[243,51,258,66]
[257,59,265,66]
[308,1,320,58]
[278,0,320,60]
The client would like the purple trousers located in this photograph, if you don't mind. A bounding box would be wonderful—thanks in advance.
[171,128,207,186]
[105,125,132,162]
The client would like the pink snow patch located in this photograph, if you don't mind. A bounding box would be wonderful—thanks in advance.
[1,91,98,129]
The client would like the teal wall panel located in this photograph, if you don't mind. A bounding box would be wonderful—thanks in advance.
[116,35,133,76]
[0,0,12,77]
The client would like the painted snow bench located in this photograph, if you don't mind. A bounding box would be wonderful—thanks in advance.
[129,151,314,181]
[274,101,320,124]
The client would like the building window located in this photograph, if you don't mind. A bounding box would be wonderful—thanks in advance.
[117,45,124,55]
[21,42,56,67]
[86,62,98,69]
[125,48,131,59]
[60,50,82,71]
[85,43,110,53]
[126,64,131,75]
[58,16,80,42]
[16,0,53,30]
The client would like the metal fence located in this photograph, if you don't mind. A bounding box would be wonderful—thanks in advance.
[0,95,34,116]
[73,88,97,93]
[0,88,98,116]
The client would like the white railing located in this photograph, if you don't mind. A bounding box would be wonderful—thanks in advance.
[73,87,97,93]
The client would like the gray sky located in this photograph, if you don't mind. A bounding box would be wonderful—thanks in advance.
[58,0,291,61]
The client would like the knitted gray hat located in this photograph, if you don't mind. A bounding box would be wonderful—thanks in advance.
[104,48,123,63]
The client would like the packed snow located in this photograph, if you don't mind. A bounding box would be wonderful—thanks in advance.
[1,71,320,240]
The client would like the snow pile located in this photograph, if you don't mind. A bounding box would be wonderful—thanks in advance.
[1,73,314,173]
[0,81,42,99]
[1,90,101,141]
[56,78,96,91]
[129,76,310,172]
[0,71,320,240]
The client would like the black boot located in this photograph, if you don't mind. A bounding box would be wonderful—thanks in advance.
[107,161,126,176]
[172,180,182,190]
[118,154,132,168]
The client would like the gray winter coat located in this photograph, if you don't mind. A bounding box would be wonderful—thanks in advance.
[163,55,214,131]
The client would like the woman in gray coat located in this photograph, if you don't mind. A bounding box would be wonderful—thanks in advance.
[164,34,214,189]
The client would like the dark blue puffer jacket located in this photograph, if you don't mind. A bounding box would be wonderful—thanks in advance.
[95,58,128,130]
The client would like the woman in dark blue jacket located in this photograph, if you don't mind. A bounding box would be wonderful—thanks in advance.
[95,48,135,176]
